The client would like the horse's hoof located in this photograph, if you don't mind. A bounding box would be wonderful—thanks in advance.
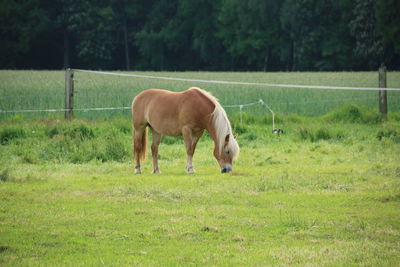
[152,169,161,174]
[134,168,141,174]
[186,167,195,174]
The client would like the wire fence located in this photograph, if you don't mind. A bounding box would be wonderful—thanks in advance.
[1,69,400,120]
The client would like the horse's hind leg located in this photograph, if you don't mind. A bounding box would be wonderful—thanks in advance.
[151,129,162,174]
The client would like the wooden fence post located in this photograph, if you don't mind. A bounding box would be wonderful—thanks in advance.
[378,65,387,120]
[65,68,74,120]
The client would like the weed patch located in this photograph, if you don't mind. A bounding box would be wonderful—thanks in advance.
[377,128,400,143]
[0,127,26,144]
[0,169,10,182]
[323,104,381,124]
[46,122,95,140]
[232,124,248,134]
[298,127,345,142]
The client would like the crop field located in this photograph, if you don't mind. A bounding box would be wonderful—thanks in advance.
[1,70,400,119]
[0,71,400,265]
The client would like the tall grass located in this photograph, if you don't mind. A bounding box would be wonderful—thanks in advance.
[1,105,399,165]
[1,70,400,120]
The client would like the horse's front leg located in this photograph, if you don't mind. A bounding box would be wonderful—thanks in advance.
[151,129,162,174]
[182,127,203,174]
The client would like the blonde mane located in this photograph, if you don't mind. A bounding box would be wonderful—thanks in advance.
[191,87,239,159]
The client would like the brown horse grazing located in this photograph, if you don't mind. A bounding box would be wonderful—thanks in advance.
[131,87,239,174]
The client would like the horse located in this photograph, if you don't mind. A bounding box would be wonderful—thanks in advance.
[131,87,239,174]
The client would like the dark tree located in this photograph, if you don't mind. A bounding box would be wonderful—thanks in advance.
[0,0,399,70]
[349,0,384,69]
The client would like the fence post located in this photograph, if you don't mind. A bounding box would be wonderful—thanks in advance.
[65,68,74,120]
[378,64,387,120]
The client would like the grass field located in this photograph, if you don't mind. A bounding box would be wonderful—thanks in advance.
[1,71,400,265]
[1,110,400,265]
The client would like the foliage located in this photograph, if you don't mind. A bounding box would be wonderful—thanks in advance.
[349,0,384,69]
[375,0,400,55]
[1,0,399,70]
[0,0,52,68]
[218,0,283,70]
[281,0,354,70]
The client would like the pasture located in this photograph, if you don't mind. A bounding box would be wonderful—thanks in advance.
[0,71,400,265]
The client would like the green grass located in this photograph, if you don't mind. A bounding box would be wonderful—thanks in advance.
[1,71,399,265]
[1,70,400,120]
[1,110,400,265]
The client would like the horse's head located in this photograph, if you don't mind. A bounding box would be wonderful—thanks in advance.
[214,134,239,173]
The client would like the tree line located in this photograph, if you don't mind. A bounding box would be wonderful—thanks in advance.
[1,0,399,71]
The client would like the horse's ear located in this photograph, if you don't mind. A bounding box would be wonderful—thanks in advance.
[225,134,230,143]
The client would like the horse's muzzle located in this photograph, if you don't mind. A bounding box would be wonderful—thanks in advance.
[221,165,232,173]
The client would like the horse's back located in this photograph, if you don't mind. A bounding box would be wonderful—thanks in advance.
[179,88,216,124]
[132,88,215,136]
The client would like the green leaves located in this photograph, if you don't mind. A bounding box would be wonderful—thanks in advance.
[0,0,399,70]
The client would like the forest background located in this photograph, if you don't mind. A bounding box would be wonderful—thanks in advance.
[1,0,399,71]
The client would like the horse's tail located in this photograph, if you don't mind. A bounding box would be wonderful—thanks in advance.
[139,127,147,161]
[132,125,148,162]
[132,97,148,162]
